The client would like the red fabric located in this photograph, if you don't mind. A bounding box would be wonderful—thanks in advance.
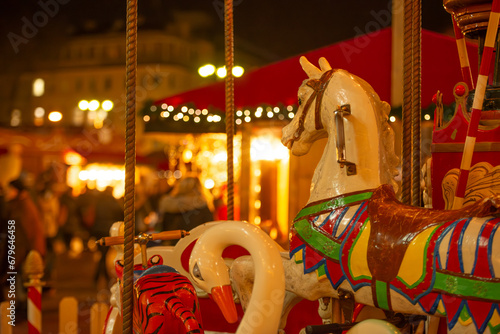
[200,297,322,334]
[155,28,478,110]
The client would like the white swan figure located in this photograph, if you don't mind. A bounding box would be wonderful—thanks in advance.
[189,221,285,334]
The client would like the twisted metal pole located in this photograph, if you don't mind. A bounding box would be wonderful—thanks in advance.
[224,0,235,220]
[411,0,421,207]
[401,0,413,205]
[122,0,137,332]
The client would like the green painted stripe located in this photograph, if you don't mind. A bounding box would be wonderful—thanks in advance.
[459,307,470,322]
[434,272,500,300]
[294,191,373,221]
[294,219,342,261]
[317,263,327,278]
[375,280,390,310]
[487,322,500,334]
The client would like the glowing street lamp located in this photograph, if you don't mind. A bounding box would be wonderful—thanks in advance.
[88,100,100,111]
[232,66,244,77]
[102,100,113,111]
[78,100,89,110]
[216,66,227,78]
[48,111,62,122]
[198,64,216,77]
[198,64,245,78]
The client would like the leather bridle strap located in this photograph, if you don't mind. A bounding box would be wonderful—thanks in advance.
[293,70,335,141]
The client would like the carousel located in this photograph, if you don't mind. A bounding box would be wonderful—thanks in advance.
[7,0,500,333]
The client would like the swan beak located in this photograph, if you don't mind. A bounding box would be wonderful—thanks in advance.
[211,285,238,323]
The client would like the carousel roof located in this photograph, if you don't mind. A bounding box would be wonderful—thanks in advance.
[154,27,478,112]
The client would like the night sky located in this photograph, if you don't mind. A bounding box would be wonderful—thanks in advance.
[0,0,453,71]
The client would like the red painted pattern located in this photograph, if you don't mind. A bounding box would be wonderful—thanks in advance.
[133,272,203,334]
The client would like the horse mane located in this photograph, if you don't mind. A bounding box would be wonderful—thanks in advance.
[348,72,400,194]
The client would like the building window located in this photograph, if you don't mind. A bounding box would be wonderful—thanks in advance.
[104,76,112,91]
[73,107,84,126]
[32,78,45,97]
[89,78,96,92]
[34,107,45,126]
[75,78,83,91]
[11,109,21,127]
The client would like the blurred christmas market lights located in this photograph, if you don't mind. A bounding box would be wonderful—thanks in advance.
[198,64,244,78]
[143,102,297,132]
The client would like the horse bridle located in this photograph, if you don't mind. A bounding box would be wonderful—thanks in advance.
[292,69,357,176]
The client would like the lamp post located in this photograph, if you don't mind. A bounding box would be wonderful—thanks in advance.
[78,99,114,128]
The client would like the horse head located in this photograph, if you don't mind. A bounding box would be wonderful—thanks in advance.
[282,56,399,200]
[281,56,332,156]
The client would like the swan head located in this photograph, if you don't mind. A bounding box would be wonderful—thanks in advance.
[189,233,238,323]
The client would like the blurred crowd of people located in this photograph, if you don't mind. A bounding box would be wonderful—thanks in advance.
[1,168,224,304]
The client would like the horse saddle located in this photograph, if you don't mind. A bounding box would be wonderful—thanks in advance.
[366,184,500,282]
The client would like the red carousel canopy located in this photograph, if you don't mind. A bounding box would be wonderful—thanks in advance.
[154,28,478,111]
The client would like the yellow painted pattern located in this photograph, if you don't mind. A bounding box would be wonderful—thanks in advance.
[316,270,328,281]
[437,300,446,316]
[458,313,473,326]
[490,308,500,328]
[294,249,303,264]
[397,225,440,287]
[349,220,372,279]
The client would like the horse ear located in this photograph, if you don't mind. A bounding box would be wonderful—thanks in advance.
[318,57,332,71]
[300,56,321,77]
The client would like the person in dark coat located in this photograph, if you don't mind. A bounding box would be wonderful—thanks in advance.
[91,186,123,286]
[158,176,213,245]
[4,179,46,266]
[58,186,82,247]
[1,178,46,308]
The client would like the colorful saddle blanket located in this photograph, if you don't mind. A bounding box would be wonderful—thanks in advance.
[289,185,500,333]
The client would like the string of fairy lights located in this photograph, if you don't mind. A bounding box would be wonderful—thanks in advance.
[142,102,297,131]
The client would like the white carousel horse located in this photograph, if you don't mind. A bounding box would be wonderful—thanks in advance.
[207,56,500,334]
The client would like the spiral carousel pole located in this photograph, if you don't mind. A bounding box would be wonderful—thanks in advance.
[402,0,413,205]
[122,0,138,332]
[411,0,421,207]
[225,0,235,220]
[402,0,421,206]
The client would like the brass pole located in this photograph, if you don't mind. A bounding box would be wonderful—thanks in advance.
[402,0,413,205]
[411,0,421,207]
[122,0,137,332]
[225,0,235,220]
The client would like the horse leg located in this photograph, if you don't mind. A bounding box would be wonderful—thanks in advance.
[282,256,339,301]
[230,255,254,309]
[230,254,304,331]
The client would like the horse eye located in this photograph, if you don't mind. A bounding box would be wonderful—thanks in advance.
[192,263,204,281]
[298,98,302,106]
